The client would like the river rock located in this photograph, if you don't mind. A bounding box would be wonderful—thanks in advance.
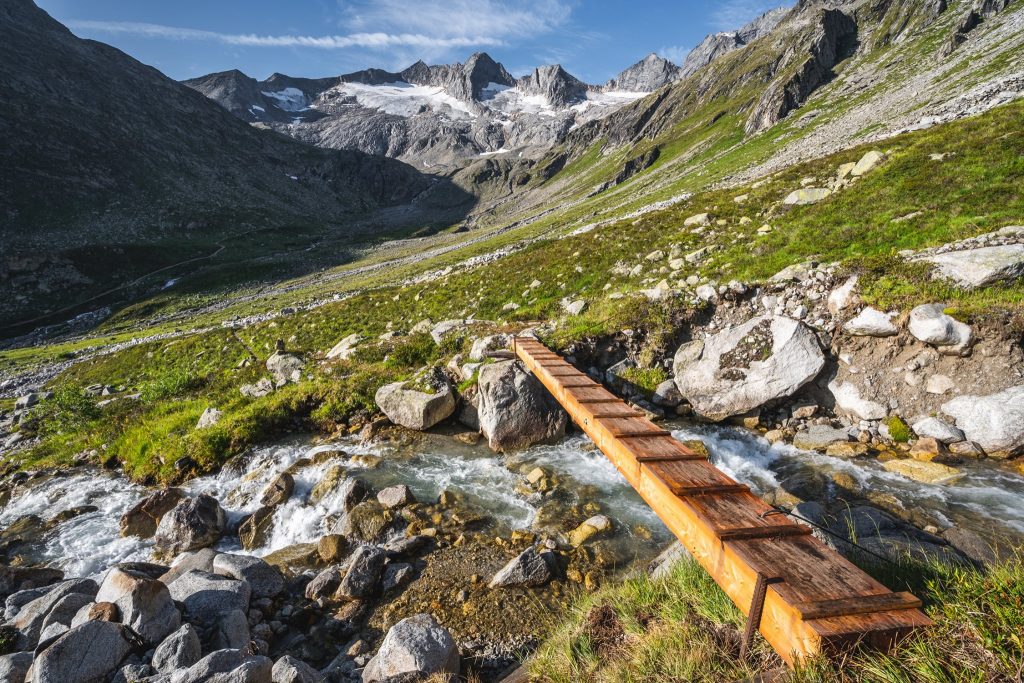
[153,495,227,558]
[912,417,965,444]
[152,623,202,673]
[317,534,349,563]
[326,333,363,360]
[921,243,1024,289]
[340,500,393,542]
[652,379,683,408]
[489,547,553,588]
[260,473,294,507]
[304,567,343,602]
[213,554,284,599]
[361,613,460,682]
[942,386,1024,456]
[793,425,851,451]
[272,655,321,683]
[119,488,184,539]
[212,609,250,650]
[476,360,568,452]
[882,458,962,484]
[469,334,512,361]
[166,570,251,623]
[672,316,825,421]
[843,307,898,337]
[267,349,305,385]
[376,484,415,509]
[375,379,456,431]
[0,566,63,598]
[31,621,132,683]
[239,506,276,550]
[37,592,92,642]
[97,567,180,644]
[567,515,612,547]
[828,380,888,420]
[0,652,32,683]
[337,546,387,600]
[14,578,97,646]
[172,649,269,683]
[908,304,973,355]
[159,548,218,584]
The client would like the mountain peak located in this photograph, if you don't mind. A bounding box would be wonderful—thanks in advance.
[518,64,589,106]
[605,53,680,92]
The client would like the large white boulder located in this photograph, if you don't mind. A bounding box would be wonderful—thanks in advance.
[362,614,460,682]
[827,276,859,315]
[920,244,1024,289]
[911,417,965,444]
[375,374,457,431]
[843,307,898,337]
[828,380,888,421]
[908,304,972,355]
[477,360,568,452]
[942,386,1024,456]
[672,316,825,421]
[325,333,363,360]
[31,621,133,683]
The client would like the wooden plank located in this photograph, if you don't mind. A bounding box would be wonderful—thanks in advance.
[793,592,922,621]
[512,337,931,665]
[669,483,750,497]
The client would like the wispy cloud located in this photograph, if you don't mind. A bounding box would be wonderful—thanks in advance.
[658,45,691,65]
[66,20,501,50]
[710,0,790,32]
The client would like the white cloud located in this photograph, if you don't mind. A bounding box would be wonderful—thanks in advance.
[65,20,501,50]
[710,0,790,32]
[658,45,691,66]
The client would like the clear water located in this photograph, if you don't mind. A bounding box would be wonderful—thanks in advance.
[3,424,1023,579]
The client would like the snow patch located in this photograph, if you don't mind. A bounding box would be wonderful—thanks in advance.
[261,87,308,112]
[324,80,476,119]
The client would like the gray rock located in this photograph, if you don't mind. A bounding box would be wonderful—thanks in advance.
[196,407,223,429]
[0,652,33,683]
[13,578,97,646]
[212,609,251,650]
[652,379,683,408]
[170,649,270,683]
[4,587,50,621]
[921,243,1024,289]
[488,547,552,588]
[337,546,387,600]
[339,500,393,543]
[213,554,284,599]
[31,621,132,683]
[326,334,363,360]
[792,425,851,451]
[648,541,692,580]
[374,381,456,431]
[382,563,415,593]
[37,592,93,641]
[911,417,965,444]
[240,378,275,398]
[361,613,459,682]
[673,316,825,421]
[942,386,1024,456]
[166,570,251,623]
[159,548,219,584]
[0,566,63,599]
[112,663,153,683]
[153,623,202,673]
[271,655,321,683]
[120,488,184,539]
[376,484,415,509]
[430,319,467,344]
[154,495,227,558]
[476,360,568,452]
[908,304,973,355]
[828,380,888,420]
[605,52,680,91]
[843,307,898,337]
[266,351,305,385]
[304,567,343,602]
[260,473,294,507]
[468,334,511,361]
[110,573,181,645]
[783,188,831,205]
[942,527,997,566]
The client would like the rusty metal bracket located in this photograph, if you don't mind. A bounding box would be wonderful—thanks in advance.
[740,573,785,660]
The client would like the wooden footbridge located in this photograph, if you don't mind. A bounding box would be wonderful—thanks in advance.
[512,336,931,665]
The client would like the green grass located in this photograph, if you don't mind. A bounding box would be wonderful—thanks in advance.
[531,553,1024,682]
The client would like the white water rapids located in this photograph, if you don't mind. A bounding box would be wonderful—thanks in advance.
[2,424,1023,578]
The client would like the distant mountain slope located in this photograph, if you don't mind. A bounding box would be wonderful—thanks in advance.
[0,0,449,331]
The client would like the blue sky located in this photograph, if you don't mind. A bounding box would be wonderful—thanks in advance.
[36,0,789,84]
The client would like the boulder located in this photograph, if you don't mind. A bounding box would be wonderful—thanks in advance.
[783,188,831,205]
[272,655,321,683]
[171,649,270,683]
[828,380,888,420]
[375,381,456,431]
[240,379,274,398]
[337,546,387,600]
[469,334,511,361]
[0,566,63,598]
[489,547,553,588]
[376,484,416,509]
[339,501,393,543]
[561,299,587,316]
[430,320,467,344]
[37,592,92,641]
[792,425,851,451]
[153,495,227,558]
[267,350,305,385]
[361,614,459,682]
[158,548,218,584]
[911,417,965,444]
[196,407,223,429]
[238,506,276,550]
[672,316,825,421]
[31,621,132,683]
[882,459,962,484]
[212,609,250,650]
[119,488,184,538]
[942,386,1024,456]
[13,578,97,646]
[843,308,897,337]
[683,212,711,226]
[0,652,32,683]
[326,333,363,360]
[166,570,251,623]
[920,244,1024,289]
[827,276,859,315]
[652,379,683,408]
[152,623,202,673]
[648,541,692,580]
[317,534,349,563]
[97,568,180,644]
[567,515,612,547]
[213,554,284,599]
[260,473,294,507]
[850,150,884,176]
[476,360,568,452]
[907,304,973,355]
[305,567,343,602]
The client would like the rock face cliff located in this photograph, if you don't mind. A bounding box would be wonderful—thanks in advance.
[605,54,681,92]
[680,7,790,78]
